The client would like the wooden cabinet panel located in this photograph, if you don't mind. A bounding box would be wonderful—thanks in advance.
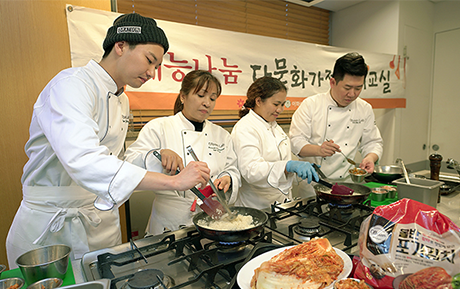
[0,0,111,269]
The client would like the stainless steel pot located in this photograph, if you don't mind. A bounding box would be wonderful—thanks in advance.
[314,182,371,205]
[192,206,268,242]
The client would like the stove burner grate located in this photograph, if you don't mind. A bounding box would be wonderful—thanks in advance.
[215,241,248,253]
[118,269,174,289]
[128,269,163,289]
[294,219,320,236]
[328,203,353,215]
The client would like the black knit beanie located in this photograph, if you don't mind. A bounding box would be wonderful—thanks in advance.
[103,13,169,53]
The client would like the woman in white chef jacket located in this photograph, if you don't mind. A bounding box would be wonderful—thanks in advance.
[125,70,240,235]
[231,76,318,210]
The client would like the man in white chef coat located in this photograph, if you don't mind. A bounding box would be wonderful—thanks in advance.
[289,52,383,186]
[6,13,210,268]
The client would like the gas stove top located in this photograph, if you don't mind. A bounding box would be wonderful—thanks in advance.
[80,197,374,289]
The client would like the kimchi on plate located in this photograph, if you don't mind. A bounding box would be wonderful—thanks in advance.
[250,238,345,289]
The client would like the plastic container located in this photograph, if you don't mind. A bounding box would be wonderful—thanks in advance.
[393,177,443,208]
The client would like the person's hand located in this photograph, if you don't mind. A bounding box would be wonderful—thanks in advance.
[174,161,210,190]
[160,149,184,175]
[319,139,340,157]
[360,157,375,174]
[286,161,319,183]
[214,175,232,193]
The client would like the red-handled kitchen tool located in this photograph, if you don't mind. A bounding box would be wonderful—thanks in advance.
[186,145,237,221]
[190,186,226,218]
[331,183,354,195]
[152,151,225,219]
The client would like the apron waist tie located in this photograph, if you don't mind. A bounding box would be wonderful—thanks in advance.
[32,205,101,259]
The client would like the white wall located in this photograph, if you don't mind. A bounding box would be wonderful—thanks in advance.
[396,0,434,165]
[428,1,460,160]
[433,1,460,32]
[329,0,435,166]
[330,0,400,55]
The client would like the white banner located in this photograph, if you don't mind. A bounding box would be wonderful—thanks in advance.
[66,5,405,109]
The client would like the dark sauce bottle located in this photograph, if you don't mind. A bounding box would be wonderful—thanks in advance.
[429,153,442,202]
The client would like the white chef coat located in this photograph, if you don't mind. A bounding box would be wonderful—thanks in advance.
[124,112,241,235]
[6,60,146,268]
[289,91,383,182]
[231,110,295,209]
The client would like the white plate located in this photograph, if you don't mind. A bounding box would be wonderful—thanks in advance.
[237,245,352,289]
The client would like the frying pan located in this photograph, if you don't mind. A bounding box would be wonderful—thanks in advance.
[192,206,268,242]
[314,182,371,205]
[372,165,405,183]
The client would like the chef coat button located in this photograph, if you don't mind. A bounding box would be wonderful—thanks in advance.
[184,132,187,134]
[347,126,349,129]
[329,107,332,110]
[205,133,207,136]
[328,124,331,127]
[345,143,347,146]
[110,152,112,155]
[209,153,212,155]
[323,158,327,160]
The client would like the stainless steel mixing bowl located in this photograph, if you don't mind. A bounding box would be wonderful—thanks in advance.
[16,245,71,285]
[26,278,62,289]
[0,277,25,289]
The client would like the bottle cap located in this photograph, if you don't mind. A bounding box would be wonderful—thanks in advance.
[429,153,443,161]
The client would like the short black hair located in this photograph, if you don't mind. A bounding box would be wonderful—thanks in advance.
[332,52,368,83]
[102,41,147,59]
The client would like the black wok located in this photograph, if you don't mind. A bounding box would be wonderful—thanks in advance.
[314,182,371,205]
[192,206,268,242]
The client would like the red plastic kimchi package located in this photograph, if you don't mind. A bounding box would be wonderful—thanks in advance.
[354,198,460,289]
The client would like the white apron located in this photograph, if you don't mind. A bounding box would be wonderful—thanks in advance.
[125,113,240,236]
[145,126,236,235]
[6,186,121,269]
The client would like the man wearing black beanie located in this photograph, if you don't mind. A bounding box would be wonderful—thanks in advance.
[6,13,210,268]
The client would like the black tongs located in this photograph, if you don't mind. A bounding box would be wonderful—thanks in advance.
[312,163,333,189]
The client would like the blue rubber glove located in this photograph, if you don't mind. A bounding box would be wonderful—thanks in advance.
[286,161,319,183]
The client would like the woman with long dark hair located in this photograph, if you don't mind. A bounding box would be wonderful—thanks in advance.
[231,76,318,209]
[125,70,240,234]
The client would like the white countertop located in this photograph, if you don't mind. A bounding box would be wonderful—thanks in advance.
[410,169,460,226]
[438,191,460,226]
